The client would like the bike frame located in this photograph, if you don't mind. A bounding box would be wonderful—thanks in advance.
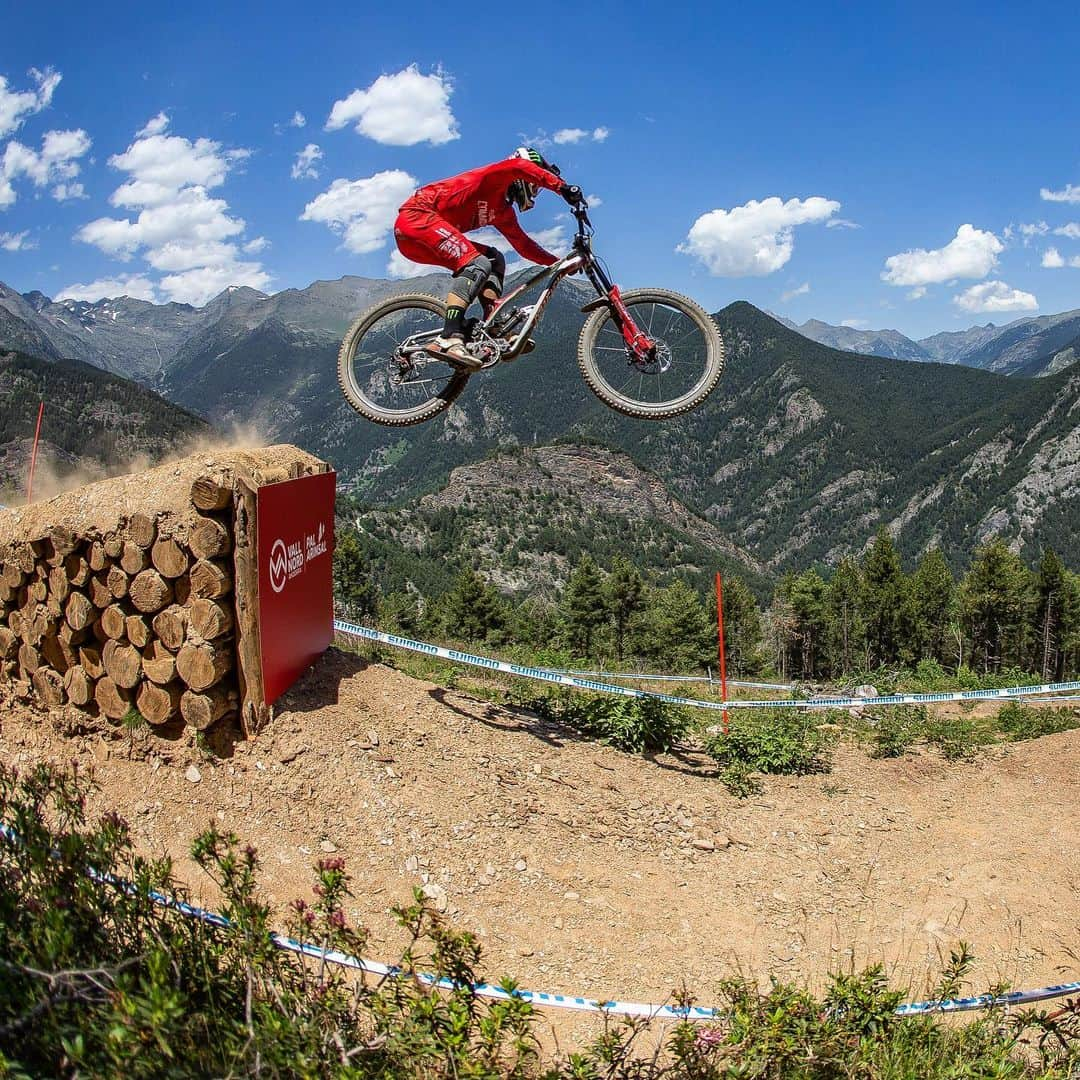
[480,207,655,363]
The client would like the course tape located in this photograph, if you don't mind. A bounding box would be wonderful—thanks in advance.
[334,620,1080,713]
[2,821,1075,1020]
[543,669,793,690]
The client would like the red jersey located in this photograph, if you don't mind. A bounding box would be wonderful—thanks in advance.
[400,158,565,266]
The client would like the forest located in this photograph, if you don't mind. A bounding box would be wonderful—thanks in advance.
[335,523,1080,686]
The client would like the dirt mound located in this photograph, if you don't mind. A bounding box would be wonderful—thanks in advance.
[3,646,1077,1041]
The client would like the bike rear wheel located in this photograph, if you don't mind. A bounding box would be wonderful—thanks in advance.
[338,293,470,426]
[577,288,724,419]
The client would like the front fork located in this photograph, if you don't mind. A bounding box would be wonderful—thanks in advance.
[606,285,654,361]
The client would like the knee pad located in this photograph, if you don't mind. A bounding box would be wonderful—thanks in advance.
[449,255,492,305]
[486,248,506,293]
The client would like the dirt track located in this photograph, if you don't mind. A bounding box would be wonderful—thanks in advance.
[2,647,1078,1034]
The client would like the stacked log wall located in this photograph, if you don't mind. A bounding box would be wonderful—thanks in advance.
[0,446,329,737]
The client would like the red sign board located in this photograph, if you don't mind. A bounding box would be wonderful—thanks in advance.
[257,471,336,705]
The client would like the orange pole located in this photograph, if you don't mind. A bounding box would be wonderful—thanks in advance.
[27,400,44,504]
[715,571,729,736]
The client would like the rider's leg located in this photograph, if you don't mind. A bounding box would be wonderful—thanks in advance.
[475,246,506,319]
[443,255,492,336]
[392,214,486,370]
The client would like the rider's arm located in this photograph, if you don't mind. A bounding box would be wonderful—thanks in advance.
[482,157,566,194]
[494,213,559,266]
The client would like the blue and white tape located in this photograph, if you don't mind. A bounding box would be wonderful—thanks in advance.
[334,620,1080,713]
[543,668,793,691]
[2,821,1075,1020]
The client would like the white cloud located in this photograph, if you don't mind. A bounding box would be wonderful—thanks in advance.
[0,229,34,251]
[243,235,269,253]
[73,123,268,306]
[290,111,306,128]
[1041,247,1080,269]
[137,112,170,138]
[107,133,240,208]
[1009,221,1049,242]
[56,273,159,303]
[52,181,86,201]
[158,263,269,306]
[953,280,1038,314]
[841,318,869,329]
[907,286,927,300]
[585,193,602,207]
[325,65,458,146]
[300,169,416,253]
[1053,222,1080,239]
[881,224,1002,288]
[780,281,810,302]
[0,68,61,138]
[825,218,860,229]
[552,127,608,145]
[1041,183,1080,204]
[291,143,323,180]
[0,127,92,208]
[677,196,840,276]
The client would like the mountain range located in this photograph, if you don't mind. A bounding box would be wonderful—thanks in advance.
[776,309,1080,375]
[0,275,1077,574]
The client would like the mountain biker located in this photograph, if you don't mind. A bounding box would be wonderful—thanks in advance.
[393,147,586,370]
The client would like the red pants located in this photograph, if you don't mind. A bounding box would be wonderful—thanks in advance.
[394,204,480,273]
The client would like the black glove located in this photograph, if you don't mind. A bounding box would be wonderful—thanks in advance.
[560,184,585,207]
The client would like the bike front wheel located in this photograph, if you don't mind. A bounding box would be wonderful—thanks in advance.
[577,288,724,419]
[338,293,471,426]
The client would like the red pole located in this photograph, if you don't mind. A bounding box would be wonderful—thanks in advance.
[27,400,44,504]
[715,571,729,736]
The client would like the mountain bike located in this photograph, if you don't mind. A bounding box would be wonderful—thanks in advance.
[337,205,725,426]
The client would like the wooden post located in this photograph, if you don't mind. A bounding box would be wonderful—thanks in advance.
[26,401,44,503]
[715,571,729,737]
[233,476,268,736]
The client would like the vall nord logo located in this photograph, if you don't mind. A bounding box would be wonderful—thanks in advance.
[270,523,328,594]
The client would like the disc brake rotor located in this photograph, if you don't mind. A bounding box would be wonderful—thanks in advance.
[631,338,672,375]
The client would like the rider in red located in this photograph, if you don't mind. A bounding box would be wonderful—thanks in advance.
[394,147,585,369]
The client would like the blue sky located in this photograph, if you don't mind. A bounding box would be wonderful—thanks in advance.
[1,0,1079,337]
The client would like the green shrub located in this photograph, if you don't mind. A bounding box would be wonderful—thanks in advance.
[705,708,836,777]
[514,689,688,754]
[922,714,998,761]
[996,701,1080,742]
[867,704,927,758]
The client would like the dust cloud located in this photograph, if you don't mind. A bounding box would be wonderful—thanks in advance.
[5,422,267,507]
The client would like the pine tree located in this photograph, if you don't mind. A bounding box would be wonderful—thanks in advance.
[639,580,714,673]
[1035,549,1072,680]
[826,557,863,676]
[779,569,829,678]
[605,555,644,663]
[960,540,1033,673]
[860,528,907,668]
[333,528,378,622]
[439,569,506,645]
[909,548,955,665]
[560,553,607,660]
